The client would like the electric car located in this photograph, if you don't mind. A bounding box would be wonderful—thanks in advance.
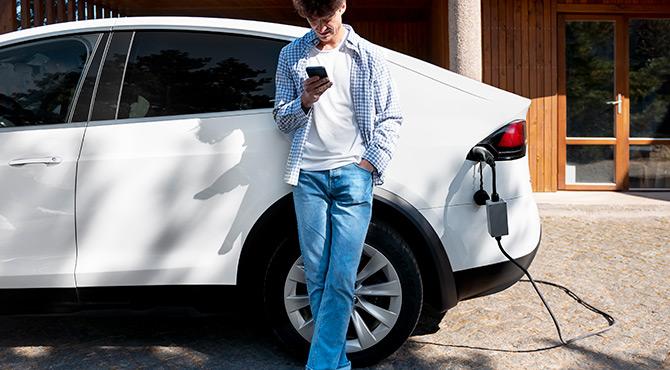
[0,17,541,366]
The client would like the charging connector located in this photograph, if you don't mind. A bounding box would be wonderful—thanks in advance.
[486,199,509,238]
[468,144,615,348]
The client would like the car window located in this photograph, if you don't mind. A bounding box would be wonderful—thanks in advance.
[91,32,133,121]
[117,31,287,119]
[0,34,98,128]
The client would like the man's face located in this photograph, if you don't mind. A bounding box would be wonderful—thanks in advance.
[306,3,346,43]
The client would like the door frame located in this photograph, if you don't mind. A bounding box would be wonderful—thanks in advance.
[558,11,670,191]
[558,14,626,190]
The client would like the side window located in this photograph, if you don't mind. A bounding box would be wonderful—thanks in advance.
[0,34,98,128]
[118,31,287,119]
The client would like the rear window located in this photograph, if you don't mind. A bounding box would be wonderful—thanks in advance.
[0,35,98,128]
[118,31,287,119]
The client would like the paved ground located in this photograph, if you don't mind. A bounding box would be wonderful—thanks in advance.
[0,192,668,369]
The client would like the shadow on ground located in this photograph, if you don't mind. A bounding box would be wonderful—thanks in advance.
[0,308,664,369]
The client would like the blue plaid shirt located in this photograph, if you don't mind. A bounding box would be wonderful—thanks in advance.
[273,25,403,186]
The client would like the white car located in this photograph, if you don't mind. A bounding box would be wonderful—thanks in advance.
[0,17,540,366]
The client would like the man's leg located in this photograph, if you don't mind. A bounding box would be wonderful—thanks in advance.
[293,170,332,332]
[306,163,373,370]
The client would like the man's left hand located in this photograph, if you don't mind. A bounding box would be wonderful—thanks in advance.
[358,159,375,173]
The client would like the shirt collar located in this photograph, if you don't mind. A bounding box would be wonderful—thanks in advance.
[303,24,361,56]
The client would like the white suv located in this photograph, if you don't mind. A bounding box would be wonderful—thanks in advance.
[0,17,541,366]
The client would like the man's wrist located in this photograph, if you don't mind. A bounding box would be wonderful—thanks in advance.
[300,95,312,114]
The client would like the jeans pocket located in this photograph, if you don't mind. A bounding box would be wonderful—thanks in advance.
[353,162,373,175]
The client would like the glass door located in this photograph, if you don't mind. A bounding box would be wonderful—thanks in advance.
[559,15,670,190]
[628,18,670,190]
[559,16,624,190]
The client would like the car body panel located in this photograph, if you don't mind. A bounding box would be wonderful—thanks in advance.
[0,124,85,288]
[75,111,291,286]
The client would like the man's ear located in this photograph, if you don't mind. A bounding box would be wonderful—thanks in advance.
[340,1,347,15]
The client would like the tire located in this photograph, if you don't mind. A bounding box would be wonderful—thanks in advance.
[264,219,423,367]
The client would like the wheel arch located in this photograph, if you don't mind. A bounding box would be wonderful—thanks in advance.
[236,189,459,313]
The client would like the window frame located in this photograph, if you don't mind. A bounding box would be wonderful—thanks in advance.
[0,32,104,130]
[92,29,288,124]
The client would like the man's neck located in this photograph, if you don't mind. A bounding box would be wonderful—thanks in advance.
[317,25,346,51]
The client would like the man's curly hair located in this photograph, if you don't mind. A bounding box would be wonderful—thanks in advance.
[292,0,345,18]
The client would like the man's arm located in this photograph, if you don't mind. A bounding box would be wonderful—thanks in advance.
[362,52,403,178]
[272,48,310,134]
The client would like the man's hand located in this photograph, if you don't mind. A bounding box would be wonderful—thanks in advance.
[358,159,375,173]
[301,76,333,110]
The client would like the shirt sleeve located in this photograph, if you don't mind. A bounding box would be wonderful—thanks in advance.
[363,50,403,182]
[272,47,311,134]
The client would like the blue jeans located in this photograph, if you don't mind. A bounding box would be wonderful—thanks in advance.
[293,163,374,370]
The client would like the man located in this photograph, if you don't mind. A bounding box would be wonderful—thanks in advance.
[273,0,402,369]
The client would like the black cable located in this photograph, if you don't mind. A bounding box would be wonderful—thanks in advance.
[496,237,616,345]
[409,263,616,353]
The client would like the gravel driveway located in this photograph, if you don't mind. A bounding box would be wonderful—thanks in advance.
[1,193,668,369]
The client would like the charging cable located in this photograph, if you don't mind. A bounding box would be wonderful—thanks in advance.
[470,146,615,347]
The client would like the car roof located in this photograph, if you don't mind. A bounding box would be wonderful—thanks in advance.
[0,16,307,47]
[0,16,530,111]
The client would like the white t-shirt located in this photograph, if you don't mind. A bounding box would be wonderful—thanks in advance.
[300,31,365,171]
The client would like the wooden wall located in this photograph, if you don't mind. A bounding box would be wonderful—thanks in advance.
[482,0,559,192]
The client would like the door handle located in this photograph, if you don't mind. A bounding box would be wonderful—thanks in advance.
[9,156,62,166]
[605,93,622,114]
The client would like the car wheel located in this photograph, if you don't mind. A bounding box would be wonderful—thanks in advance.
[264,220,423,367]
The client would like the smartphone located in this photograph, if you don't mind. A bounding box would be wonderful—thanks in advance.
[306,66,328,79]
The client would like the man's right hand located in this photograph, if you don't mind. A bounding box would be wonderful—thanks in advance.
[301,76,333,111]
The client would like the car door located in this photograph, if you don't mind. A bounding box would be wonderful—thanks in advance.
[0,33,102,288]
[74,29,290,287]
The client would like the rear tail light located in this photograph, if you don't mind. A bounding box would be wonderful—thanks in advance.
[467,119,526,161]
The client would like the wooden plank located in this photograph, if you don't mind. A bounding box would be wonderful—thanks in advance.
[566,138,618,145]
[78,0,85,20]
[57,0,66,22]
[617,16,629,190]
[528,0,537,187]
[482,0,491,84]
[21,0,30,29]
[46,0,55,24]
[0,0,17,34]
[87,1,94,20]
[430,0,448,69]
[536,0,545,190]
[68,0,75,21]
[498,0,507,89]
[504,0,516,92]
[521,0,529,98]
[34,0,44,26]
[557,4,670,13]
[543,0,553,191]
[514,0,522,95]
[550,0,558,191]
[557,14,567,190]
[97,3,104,18]
[629,139,670,145]
[490,0,499,87]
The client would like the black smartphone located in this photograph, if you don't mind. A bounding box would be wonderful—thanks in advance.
[306,66,328,79]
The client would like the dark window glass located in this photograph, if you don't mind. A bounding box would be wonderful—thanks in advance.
[565,21,615,138]
[0,34,97,128]
[118,31,287,119]
[91,32,133,121]
[629,19,670,138]
[566,145,615,184]
[72,33,108,123]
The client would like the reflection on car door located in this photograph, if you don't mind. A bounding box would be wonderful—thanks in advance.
[0,33,101,288]
[74,30,290,287]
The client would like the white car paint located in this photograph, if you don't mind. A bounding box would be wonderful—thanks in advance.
[0,124,85,288]
[0,17,538,289]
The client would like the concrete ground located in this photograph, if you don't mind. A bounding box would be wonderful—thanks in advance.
[0,192,668,369]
